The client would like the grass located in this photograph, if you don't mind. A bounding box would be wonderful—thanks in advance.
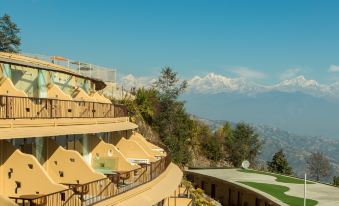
[239,181,318,206]
[238,169,315,184]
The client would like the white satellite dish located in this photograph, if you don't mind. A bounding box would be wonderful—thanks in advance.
[241,160,250,169]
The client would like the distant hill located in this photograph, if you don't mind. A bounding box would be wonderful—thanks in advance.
[182,91,339,138]
[196,117,339,182]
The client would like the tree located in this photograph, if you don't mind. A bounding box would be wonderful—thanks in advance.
[135,87,159,124]
[0,14,21,53]
[229,122,262,167]
[153,67,191,165]
[307,151,330,181]
[267,149,292,175]
[333,176,339,186]
[154,67,187,101]
[204,136,223,163]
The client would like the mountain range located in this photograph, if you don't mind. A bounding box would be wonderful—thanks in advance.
[187,73,339,101]
[121,72,339,137]
[180,73,339,138]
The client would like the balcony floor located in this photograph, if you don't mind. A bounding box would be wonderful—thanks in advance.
[0,117,137,139]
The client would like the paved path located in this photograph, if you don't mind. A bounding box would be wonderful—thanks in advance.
[187,169,339,206]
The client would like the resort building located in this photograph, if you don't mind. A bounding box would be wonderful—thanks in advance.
[0,52,190,206]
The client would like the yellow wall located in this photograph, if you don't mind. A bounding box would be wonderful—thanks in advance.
[129,132,165,158]
[43,138,105,184]
[116,137,157,163]
[89,136,140,172]
[0,140,66,197]
[0,77,27,97]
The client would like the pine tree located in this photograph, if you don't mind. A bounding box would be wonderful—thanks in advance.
[0,14,21,53]
[267,149,292,175]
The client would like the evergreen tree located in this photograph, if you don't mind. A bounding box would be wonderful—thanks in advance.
[229,122,262,167]
[153,67,191,165]
[267,149,292,175]
[0,14,21,53]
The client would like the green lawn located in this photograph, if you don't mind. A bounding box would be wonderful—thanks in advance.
[238,169,314,184]
[239,181,318,206]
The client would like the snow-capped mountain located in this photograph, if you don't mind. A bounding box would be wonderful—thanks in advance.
[187,73,339,100]
[187,73,267,95]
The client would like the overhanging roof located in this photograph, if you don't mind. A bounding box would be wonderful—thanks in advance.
[0,121,138,139]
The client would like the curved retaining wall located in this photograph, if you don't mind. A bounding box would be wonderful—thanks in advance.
[185,170,281,206]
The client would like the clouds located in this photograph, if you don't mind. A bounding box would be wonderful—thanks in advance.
[280,68,301,80]
[120,74,156,89]
[329,65,339,72]
[229,67,267,80]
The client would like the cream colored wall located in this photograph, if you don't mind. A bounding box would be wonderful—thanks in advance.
[53,72,75,96]
[43,138,105,184]
[0,61,99,100]
[129,132,165,158]
[47,84,72,100]
[10,65,39,97]
[116,137,157,163]
[0,140,66,197]
[90,91,111,103]
[0,77,27,97]
[73,87,97,102]
[89,136,140,172]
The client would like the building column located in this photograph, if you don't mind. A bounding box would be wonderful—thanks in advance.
[38,70,48,98]
[35,138,45,164]
[82,134,92,165]
[3,63,11,78]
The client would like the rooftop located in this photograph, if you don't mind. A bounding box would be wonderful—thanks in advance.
[186,168,339,206]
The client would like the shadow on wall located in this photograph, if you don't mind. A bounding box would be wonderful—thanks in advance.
[42,138,105,184]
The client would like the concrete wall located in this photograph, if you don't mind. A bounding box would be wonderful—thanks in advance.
[186,171,280,206]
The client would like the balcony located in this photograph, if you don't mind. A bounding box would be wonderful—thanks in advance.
[0,95,137,140]
[0,95,127,119]
[9,154,172,206]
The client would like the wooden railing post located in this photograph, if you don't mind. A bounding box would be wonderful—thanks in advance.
[92,102,95,118]
[5,96,9,118]
[49,99,53,118]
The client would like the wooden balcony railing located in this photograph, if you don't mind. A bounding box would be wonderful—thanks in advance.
[10,155,172,206]
[0,95,128,119]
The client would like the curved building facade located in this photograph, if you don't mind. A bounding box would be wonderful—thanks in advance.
[0,52,184,206]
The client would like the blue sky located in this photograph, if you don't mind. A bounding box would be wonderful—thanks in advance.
[1,0,339,84]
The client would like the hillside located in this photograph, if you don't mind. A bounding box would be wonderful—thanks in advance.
[182,91,339,138]
[198,117,339,182]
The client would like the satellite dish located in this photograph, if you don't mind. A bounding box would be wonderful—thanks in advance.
[241,160,250,169]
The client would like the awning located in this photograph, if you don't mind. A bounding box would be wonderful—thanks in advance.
[0,121,138,140]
